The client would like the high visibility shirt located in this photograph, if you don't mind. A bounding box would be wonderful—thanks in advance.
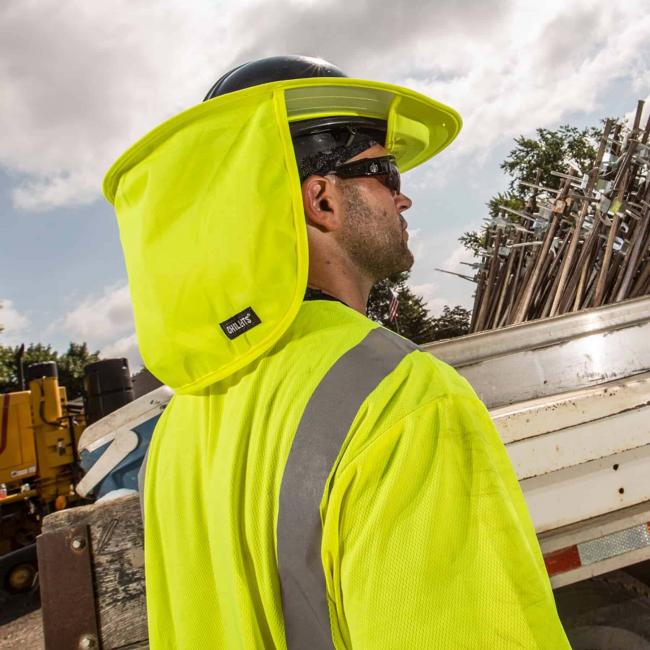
[143,299,570,649]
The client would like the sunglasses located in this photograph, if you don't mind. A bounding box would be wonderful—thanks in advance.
[329,155,401,195]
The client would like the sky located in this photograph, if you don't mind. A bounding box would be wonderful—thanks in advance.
[1,0,649,371]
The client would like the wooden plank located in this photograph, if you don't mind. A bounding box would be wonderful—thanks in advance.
[40,494,147,650]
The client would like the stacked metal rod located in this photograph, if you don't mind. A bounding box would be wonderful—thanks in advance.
[460,101,650,333]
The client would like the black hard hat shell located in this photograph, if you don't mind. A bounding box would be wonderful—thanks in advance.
[204,55,347,101]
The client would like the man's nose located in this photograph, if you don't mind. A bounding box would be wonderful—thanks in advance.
[396,192,412,212]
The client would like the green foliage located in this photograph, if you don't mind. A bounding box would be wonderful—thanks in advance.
[0,342,100,399]
[58,343,101,399]
[368,272,433,343]
[487,192,526,220]
[458,230,486,258]
[367,272,471,344]
[0,343,57,393]
[430,305,471,340]
[502,124,602,197]
[0,345,17,388]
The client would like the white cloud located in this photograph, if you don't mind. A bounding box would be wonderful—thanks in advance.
[54,284,134,343]
[408,1,650,164]
[0,299,31,345]
[0,0,237,211]
[409,230,479,314]
[443,244,479,274]
[409,282,448,317]
[12,171,99,211]
[1,0,648,211]
[46,283,143,370]
[624,92,650,130]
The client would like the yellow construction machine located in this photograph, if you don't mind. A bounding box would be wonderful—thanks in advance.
[0,360,84,599]
[0,356,133,614]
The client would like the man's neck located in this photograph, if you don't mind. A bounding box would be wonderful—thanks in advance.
[307,263,373,315]
[306,233,375,315]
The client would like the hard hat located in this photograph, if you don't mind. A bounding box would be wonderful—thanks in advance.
[103,58,461,393]
[203,55,348,100]
[204,55,387,180]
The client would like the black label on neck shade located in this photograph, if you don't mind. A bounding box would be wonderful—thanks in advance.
[219,307,261,340]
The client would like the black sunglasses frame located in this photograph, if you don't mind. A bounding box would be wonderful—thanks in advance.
[328,155,401,195]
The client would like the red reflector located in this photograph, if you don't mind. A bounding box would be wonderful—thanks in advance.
[544,545,581,576]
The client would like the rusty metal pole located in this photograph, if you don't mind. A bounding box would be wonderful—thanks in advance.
[539,233,572,318]
[593,140,638,306]
[613,116,650,302]
[473,227,503,332]
[573,227,601,310]
[491,230,523,327]
[548,121,612,316]
[510,175,573,324]
[469,264,486,333]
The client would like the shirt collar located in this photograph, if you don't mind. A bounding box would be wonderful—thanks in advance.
[303,287,349,308]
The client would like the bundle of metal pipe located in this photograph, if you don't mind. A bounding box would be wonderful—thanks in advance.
[456,101,650,333]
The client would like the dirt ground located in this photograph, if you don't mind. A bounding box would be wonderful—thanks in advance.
[0,609,43,650]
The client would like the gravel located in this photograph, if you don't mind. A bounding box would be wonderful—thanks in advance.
[0,608,43,650]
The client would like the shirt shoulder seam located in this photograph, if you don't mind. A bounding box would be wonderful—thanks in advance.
[334,393,452,479]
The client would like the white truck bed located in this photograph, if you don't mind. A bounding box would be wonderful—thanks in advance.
[425,295,650,587]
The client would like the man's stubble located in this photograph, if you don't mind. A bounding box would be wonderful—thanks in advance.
[337,183,414,283]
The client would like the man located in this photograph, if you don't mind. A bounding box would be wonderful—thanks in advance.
[104,56,569,648]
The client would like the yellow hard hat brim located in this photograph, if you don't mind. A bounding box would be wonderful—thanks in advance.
[102,78,461,393]
[104,77,461,202]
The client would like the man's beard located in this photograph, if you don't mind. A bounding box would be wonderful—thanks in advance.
[337,184,414,282]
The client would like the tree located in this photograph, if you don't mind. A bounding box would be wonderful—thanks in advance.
[0,342,100,399]
[0,345,16,389]
[367,272,434,343]
[0,343,57,393]
[429,305,471,340]
[501,124,602,197]
[57,343,101,399]
[458,230,487,258]
[367,273,470,344]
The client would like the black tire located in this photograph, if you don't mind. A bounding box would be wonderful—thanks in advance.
[4,561,36,594]
[555,571,650,649]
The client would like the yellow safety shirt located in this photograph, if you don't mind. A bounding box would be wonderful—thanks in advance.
[142,299,569,648]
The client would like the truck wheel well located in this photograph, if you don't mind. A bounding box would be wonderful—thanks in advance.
[555,570,650,649]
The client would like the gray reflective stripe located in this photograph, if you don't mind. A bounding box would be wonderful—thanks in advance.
[278,327,417,649]
[138,446,149,524]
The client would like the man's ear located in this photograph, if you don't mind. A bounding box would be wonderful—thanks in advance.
[302,175,342,233]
